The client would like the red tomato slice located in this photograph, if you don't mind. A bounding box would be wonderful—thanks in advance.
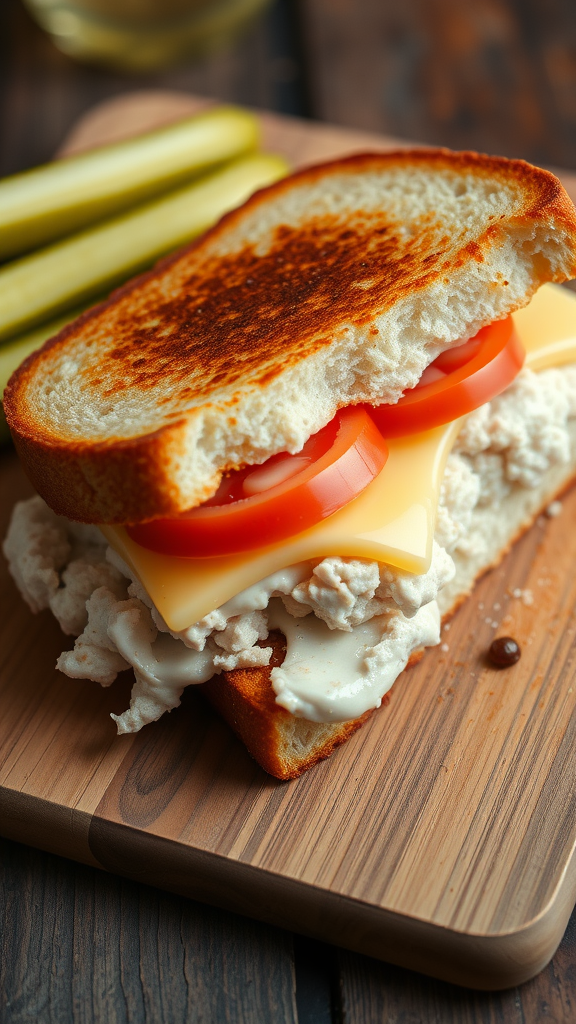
[127,407,388,557]
[431,335,483,374]
[365,316,525,438]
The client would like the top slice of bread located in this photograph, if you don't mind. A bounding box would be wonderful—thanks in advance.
[6,149,576,524]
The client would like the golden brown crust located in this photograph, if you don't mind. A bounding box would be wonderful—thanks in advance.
[5,149,576,523]
[33,153,574,411]
[9,417,194,524]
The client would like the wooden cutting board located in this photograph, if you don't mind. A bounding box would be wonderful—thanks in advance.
[3,92,576,991]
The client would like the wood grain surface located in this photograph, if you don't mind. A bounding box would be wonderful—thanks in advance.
[2,89,576,996]
[337,924,576,1024]
[301,0,576,169]
[0,836,298,1024]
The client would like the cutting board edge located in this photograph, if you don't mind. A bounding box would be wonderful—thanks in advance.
[87,812,576,990]
[0,785,101,869]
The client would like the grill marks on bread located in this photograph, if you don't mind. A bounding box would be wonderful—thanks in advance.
[85,211,448,403]
[5,149,576,524]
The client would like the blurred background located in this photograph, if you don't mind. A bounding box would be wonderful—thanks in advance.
[2,0,576,176]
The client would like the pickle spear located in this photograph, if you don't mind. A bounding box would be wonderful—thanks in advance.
[0,106,259,261]
[0,152,289,343]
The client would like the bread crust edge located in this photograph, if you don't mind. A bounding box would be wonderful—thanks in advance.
[5,149,576,524]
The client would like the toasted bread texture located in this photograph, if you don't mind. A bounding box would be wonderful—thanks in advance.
[6,150,576,524]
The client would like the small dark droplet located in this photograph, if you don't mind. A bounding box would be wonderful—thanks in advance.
[488,637,521,668]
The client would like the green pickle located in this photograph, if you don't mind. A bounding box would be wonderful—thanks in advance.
[0,106,259,260]
[0,152,289,342]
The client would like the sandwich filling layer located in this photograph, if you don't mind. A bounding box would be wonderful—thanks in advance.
[5,363,576,728]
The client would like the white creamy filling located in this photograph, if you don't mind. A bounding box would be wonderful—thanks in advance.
[55,543,451,730]
[4,365,576,730]
[268,598,440,722]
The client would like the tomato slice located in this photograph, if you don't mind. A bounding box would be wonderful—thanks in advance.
[127,407,388,557]
[365,316,525,438]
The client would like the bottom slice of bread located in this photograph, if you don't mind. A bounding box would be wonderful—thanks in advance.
[204,443,576,780]
[203,632,385,779]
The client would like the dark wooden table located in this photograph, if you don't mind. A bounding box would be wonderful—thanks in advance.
[2,0,576,1020]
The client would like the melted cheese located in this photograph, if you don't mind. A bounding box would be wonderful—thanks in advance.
[103,283,576,632]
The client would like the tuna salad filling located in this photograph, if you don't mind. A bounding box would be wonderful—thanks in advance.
[4,365,576,728]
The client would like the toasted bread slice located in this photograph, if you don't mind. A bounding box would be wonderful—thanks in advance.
[6,150,576,524]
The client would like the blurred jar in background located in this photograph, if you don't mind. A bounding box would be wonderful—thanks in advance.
[23,0,271,70]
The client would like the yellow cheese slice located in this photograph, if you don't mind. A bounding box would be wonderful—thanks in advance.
[514,282,576,370]
[103,283,576,632]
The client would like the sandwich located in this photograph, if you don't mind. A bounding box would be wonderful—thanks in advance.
[4,149,576,779]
